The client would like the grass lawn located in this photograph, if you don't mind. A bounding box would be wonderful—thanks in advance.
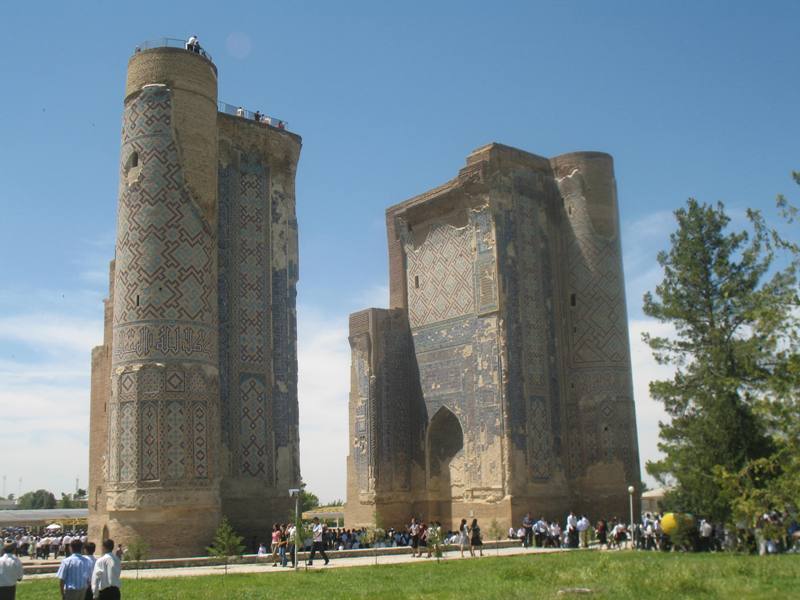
[18,551,799,599]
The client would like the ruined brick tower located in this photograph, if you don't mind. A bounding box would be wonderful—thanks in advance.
[88,41,301,557]
[345,143,640,530]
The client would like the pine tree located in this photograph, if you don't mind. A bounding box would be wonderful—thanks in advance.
[715,181,800,530]
[643,199,797,521]
[207,517,245,575]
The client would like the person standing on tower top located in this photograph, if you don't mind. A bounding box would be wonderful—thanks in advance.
[186,35,200,53]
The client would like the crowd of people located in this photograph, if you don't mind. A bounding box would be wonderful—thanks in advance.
[285,509,800,558]
[0,528,126,562]
[0,533,121,600]
[1,506,797,598]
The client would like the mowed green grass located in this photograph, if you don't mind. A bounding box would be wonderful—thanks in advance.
[17,551,800,599]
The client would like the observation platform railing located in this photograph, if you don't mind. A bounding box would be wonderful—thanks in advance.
[134,38,213,62]
[218,101,288,131]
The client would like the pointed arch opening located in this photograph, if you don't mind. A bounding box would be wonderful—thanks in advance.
[426,406,465,525]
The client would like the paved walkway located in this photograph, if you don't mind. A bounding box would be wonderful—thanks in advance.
[25,545,571,580]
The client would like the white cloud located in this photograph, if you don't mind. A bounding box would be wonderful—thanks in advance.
[621,211,672,318]
[0,313,98,496]
[296,305,350,504]
[0,314,102,357]
[628,318,675,486]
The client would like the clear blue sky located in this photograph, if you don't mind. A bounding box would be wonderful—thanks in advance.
[0,1,798,501]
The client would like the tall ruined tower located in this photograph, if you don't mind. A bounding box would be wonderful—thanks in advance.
[345,143,640,530]
[89,42,301,557]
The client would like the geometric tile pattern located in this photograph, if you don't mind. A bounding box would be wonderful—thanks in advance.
[118,402,136,482]
[140,401,159,480]
[113,88,215,334]
[238,374,268,476]
[473,207,498,314]
[112,85,216,367]
[164,401,186,479]
[107,85,217,491]
[218,153,276,482]
[506,191,555,480]
[525,395,553,480]
[567,198,628,367]
[191,402,209,479]
[567,370,637,481]
[406,221,475,328]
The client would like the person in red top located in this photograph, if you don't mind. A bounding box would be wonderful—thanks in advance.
[270,524,281,567]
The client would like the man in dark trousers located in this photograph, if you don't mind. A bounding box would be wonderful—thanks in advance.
[0,543,23,600]
[307,518,329,566]
[91,539,121,599]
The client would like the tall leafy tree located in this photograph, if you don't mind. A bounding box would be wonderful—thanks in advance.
[16,489,56,510]
[643,199,797,521]
[716,178,800,528]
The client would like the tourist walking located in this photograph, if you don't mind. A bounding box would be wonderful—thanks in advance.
[577,515,590,548]
[522,513,533,548]
[566,512,578,548]
[534,516,548,548]
[82,543,96,600]
[307,517,329,566]
[270,524,281,566]
[0,542,23,600]
[595,519,608,549]
[57,539,92,600]
[278,525,288,567]
[458,519,472,558]
[409,517,422,558]
[91,539,121,600]
[470,518,484,557]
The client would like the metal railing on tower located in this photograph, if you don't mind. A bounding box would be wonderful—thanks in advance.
[218,102,289,131]
[134,37,213,62]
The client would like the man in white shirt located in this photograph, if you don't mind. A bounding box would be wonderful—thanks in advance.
[566,512,578,548]
[576,516,590,548]
[91,539,121,600]
[306,517,329,566]
[0,543,23,600]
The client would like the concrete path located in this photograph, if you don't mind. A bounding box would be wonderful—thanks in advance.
[24,545,570,580]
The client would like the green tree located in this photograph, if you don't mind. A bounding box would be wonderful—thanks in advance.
[487,519,503,556]
[123,537,149,579]
[58,493,75,509]
[16,489,56,510]
[207,517,245,575]
[642,199,797,521]
[299,490,319,513]
[715,184,800,534]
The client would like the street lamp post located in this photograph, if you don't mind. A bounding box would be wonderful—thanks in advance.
[627,485,635,550]
[289,488,301,571]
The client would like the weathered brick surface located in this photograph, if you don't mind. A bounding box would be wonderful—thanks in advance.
[346,143,640,531]
[89,47,302,557]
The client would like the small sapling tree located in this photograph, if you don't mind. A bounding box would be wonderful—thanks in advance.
[207,517,245,576]
[487,519,503,556]
[123,537,149,580]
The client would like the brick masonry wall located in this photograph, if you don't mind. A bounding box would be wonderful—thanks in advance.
[346,144,641,531]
